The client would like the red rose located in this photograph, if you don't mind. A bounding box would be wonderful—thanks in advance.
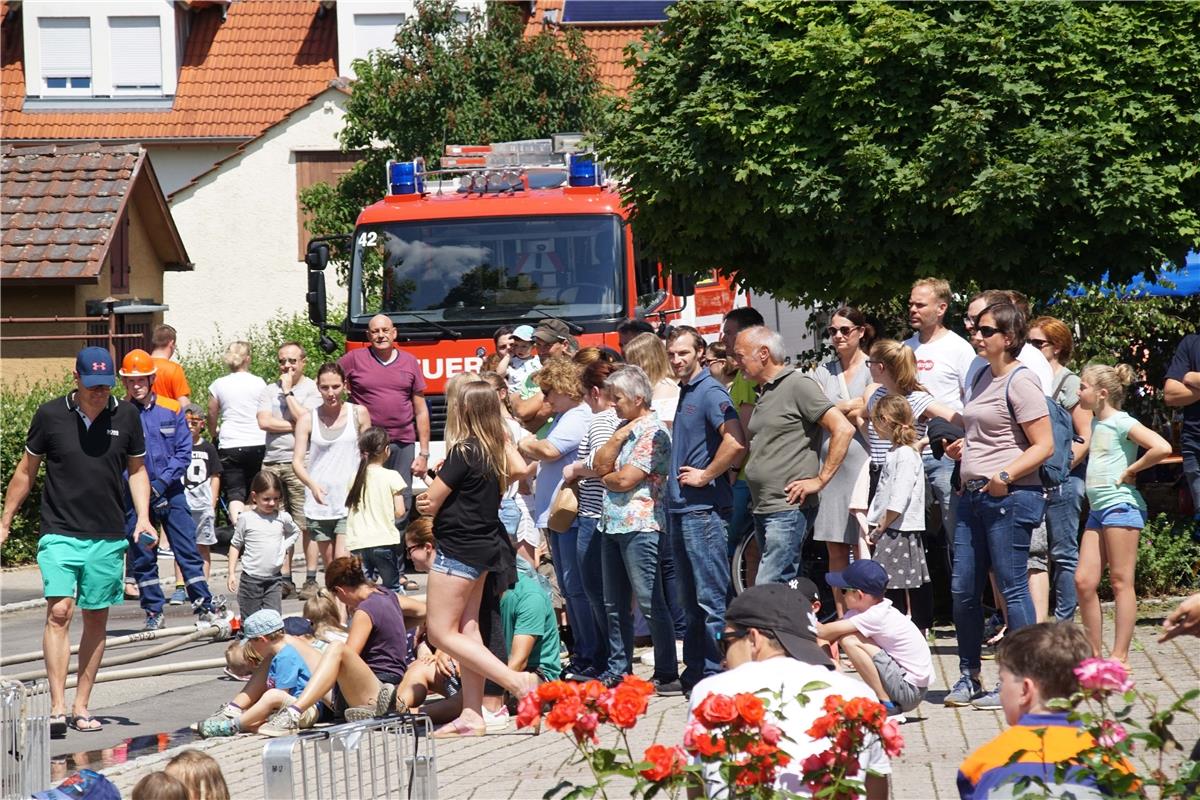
[516,692,542,729]
[692,732,727,758]
[546,695,583,732]
[640,744,685,782]
[606,691,645,729]
[578,680,606,703]
[572,712,600,744]
[620,675,656,698]
[538,680,577,703]
[806,713,836,740]
[734,693,766,725]
[834,728,856,752]
[823,694,844,714]
[693,693,739,728]
[881,719,905,757]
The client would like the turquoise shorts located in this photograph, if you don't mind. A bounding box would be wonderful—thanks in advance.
[37,534,129,609]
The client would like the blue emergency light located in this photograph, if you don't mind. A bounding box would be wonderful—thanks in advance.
[568,154,598,187]
[388,159,424,195]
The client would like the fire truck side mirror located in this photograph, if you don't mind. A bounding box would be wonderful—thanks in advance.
[669,272,695,298]
[307,270,328,329]
[305,242,330,271]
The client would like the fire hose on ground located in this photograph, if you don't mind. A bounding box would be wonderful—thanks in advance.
[0,621,235,683]
[0,624,213,667]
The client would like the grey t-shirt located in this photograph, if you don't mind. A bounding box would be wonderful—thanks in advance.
[744,367,834,513]
[230,509,302,578]
[258,378,321,463]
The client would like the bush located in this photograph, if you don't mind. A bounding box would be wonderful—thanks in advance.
[1096,513,1200,600]
[0,309,342,565]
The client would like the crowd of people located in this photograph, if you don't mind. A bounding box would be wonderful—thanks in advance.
[2,287,1198,796]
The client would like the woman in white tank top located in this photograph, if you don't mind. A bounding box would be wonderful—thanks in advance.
[292,363,372,565]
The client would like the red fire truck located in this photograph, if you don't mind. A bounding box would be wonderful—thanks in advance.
[304,135,745,445]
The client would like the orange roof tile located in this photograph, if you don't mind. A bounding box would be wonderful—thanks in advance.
[521,0,653,97]
[1,2,336,142]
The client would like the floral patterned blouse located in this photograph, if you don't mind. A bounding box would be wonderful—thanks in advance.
[601,412,671,535]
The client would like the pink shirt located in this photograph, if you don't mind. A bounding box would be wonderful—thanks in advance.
[961,366,1047,485]
[339,347,426,444]
[845,599,932,687]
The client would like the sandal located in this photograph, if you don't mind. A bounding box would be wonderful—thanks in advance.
[49,714,67,738]
[402,578,419,592]
[431,718,485,739]
[69,715,102,733]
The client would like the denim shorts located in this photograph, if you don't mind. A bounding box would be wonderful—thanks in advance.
[431,550,483,580]
[1086,503,1146,530]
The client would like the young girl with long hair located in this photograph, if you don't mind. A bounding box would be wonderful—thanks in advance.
[345,427,407,592]
[415,381,535,737]
[1074,363,1171,664]
[867,395,932,634]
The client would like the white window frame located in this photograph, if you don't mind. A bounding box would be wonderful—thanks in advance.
[334,1,484,77]
[23,2,178,101]
[37,17,92,96]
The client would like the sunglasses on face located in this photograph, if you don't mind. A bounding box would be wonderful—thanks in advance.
[717,628,748,655]
[975,325,1003,338]
[826,325,859,338]
[1027,338,1050,349]
[278,357,301,365]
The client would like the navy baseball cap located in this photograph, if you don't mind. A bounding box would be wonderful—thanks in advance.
[75,347,116,388]
[826,560,889,597]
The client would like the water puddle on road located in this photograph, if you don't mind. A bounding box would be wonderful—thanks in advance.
[51,727,198,783]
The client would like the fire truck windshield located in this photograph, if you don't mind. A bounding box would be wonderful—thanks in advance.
[349,214,625,328]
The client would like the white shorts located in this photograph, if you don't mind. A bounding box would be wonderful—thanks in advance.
[191,509,217,546]
[516,494,541,548]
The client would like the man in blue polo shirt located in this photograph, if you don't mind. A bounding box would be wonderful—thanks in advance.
[119,349,217,630]
[665,327,747,692]
[0,347,157,736]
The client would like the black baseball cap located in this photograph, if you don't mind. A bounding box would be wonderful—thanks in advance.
[789,577,820,604]
[725,583,832,668]
[826,560,889,597]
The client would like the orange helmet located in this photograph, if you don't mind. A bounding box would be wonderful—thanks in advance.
[119,349,157,377]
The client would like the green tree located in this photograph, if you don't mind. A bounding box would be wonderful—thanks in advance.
[301,0,610,285]
[601,1,1200,305]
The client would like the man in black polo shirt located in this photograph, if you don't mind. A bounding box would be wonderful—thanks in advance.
[0,347,157,737]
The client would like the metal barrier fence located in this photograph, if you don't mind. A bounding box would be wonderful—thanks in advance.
[0,680,50,800]
[262,714,437,800]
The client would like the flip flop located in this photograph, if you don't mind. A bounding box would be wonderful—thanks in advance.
[49,714,67,738]
[69,715,102,733]
[431,719,485,739]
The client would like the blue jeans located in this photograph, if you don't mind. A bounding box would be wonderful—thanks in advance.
[126,492,212,615]
[548,523,603,674]
[951,487,1047,673]
[1044,474,1084,620]
[923,452,957,559]
[669,509,731,690]
[727,479,754,559]
[657,528,688,639]
[575,516,608,666]
[601,531,679,680]
[1183,447,1200,529]
[354,545,403,592]
[751,507,815,585]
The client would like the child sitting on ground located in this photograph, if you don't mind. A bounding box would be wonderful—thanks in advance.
[817,560,933,722]
[303,588,349,644]
[957,622,1110,799]
[223,639,255,681]
[164,749,230,800]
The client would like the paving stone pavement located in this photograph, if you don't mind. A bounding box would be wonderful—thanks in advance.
[101,615,1200,799]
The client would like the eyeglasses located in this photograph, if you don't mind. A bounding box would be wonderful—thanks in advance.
[975,325,1003,338]
[717,629,748,655]
[825,325,859,338]
[865,359,881,368]
[185,416,204,426]
[1027,338,1050,349]
[278,357,302,365]
[405,543,425,557]
[962,317,977,333]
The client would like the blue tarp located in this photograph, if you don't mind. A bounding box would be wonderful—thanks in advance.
[1066,250,1200,298]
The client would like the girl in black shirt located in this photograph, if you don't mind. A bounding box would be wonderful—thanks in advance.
[415,381,537,737]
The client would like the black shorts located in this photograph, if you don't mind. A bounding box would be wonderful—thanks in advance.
[219,445,265,504]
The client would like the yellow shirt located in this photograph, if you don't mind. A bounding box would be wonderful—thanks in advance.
[730,373,757,480]
[345,464,407,550]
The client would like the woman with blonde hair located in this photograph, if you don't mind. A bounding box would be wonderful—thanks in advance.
[207,341,267,523]
[623,332,679,429]
[416,382,537,736]
[164,749,230,800]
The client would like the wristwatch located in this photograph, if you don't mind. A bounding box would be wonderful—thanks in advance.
[283,391,295,397]
[998,470,1013,485]
[419,451,431,458]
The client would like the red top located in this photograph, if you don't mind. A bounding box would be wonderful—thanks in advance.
[338,347,426,444]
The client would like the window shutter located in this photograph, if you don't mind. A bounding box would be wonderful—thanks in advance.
[39,18,91,78]
[353,14,405,62]
[110,17,162,88]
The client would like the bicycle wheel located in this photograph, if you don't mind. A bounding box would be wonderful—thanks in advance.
[730,528,761,595]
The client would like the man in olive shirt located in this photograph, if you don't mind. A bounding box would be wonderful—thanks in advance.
[732,326,854,585]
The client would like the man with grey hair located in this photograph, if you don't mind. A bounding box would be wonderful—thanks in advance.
[732,326,855,585]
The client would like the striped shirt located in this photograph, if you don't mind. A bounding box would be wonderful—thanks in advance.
[866,387,934,466]
[578,409,621,518]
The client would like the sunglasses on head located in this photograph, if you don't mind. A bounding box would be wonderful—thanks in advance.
[825,325,859,338]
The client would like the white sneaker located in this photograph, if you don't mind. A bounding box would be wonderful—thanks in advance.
[483,705,510,733]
